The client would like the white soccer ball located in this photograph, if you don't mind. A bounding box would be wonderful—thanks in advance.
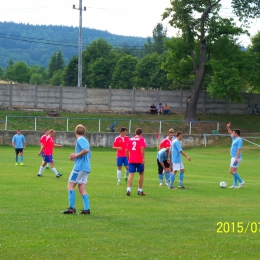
[220,181,227,188]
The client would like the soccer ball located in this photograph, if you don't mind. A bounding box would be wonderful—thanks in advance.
[220,181,227,188]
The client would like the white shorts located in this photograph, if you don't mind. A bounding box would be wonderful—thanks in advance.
[69,170,89,184]
[230,157,242,168]
[172,162,184,171]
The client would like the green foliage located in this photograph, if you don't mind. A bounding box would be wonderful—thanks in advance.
[112,55,138,89]
[63,56,78,87]
[48,50,65,78]
[0,22,148,69]
[134,52,170,89]
[50,70,64,86]
[12,61,30,83]
[0,66,4,79]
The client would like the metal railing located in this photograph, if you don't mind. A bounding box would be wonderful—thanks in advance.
[2,116,220,135]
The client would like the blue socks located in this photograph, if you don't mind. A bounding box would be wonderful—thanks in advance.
[20,155,24,163]
[179,172,184,186]
[15,156,18,163]
[68,191,90,210]
[234,172,243,184]
[158,174,163,183]
[68,190,76,209]
[82,194,90,210]
[170,173,176,185]
[165,172,169,183]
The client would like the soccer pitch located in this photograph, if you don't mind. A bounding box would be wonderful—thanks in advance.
[1,145,260,260]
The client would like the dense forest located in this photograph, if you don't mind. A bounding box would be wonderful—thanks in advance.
[0,22,148,68]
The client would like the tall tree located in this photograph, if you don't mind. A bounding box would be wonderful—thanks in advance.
[163,0,260,120]
[48,50,65,78]
[112,55,138,89]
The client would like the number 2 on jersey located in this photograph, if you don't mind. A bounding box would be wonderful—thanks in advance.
[132,141,136,150]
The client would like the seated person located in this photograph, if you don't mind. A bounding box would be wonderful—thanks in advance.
[163,103,170,115]
[150,103,157,114]
[157,103,163,115]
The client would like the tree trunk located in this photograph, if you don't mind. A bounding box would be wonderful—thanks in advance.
[185,40,207,121]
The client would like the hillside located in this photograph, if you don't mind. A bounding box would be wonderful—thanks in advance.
[0,22,148,69]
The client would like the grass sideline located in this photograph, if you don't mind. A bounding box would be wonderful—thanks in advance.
[1,110,260,134]
[1,145,260,259]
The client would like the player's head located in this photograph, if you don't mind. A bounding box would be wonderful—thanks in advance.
[45,129,50,135]
[165,147,170,154]
[233,129,240,136]
[176,131,182,140]
[120,127,128,136]
[135,128,143,136]
[168,128,174,138]
[17,129,21,134]
[75,124,86,135]
[49,129,56,136]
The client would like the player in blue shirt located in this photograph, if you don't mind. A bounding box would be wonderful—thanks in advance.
[227,122,245,188]
[157,148,171,186]
[169,131,191,189]
[62,124,91,215]
[12,129,26,166]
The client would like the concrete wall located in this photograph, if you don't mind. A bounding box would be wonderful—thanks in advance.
[1,84,259,114]
[0,84,86,111]
[0,130,226,148]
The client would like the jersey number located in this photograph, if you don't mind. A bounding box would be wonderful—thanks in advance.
[132,142,136,150]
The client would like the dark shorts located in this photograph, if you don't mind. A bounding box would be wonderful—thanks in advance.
[157,159,170,174]
[41,151,45,157]
[117,157,129,167]
[129,163,144,173]
[44,155,54,163]
[15,148,23,154]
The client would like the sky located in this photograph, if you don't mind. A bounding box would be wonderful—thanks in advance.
[1,0,259,46]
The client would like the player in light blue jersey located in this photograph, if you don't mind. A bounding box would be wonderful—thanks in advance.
[169,131,191,189]
[227,122,245,188]
[157,148,171,186]
[12,129,26,166]
[62,124,91,215]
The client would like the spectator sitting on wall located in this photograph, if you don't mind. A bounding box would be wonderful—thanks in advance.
[150,104,157,114]
[163,103,170,115]
[157,103,163,115]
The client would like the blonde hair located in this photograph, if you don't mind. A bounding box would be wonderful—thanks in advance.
[75,124,86,135]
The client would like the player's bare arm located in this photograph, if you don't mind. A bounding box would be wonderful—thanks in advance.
[113,146,122,150]
[70,149,88,161]
[181,151,191,161]
[54,144,63,148]
[227,122,233,135]
[141,147,145,164]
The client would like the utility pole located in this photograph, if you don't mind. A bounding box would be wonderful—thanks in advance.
[73,1,86,87]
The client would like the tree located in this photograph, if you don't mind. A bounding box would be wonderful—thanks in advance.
[11,61,30,83]
[112,55,138,89]
[0,67,4,79]
[50,70,64,86]
[82,39,118,88]
[48,50,65,78]
[63,56,78,86]
[134,52,170,89]
[142,23,167,56]
[163,0,260,120]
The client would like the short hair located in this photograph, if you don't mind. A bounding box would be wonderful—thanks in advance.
[233,129,240,136]
[44,129,49,132]
[165,147,170,153]
[176,131,182,137]
[50,129,55,134]
[168,128,174,133]
[75,124,86,135]
[17,129,21,131]
[120,127,128,133]
[135,128,143,135]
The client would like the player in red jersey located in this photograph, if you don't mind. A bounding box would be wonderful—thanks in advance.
[37,129,63,178]
[113,127,130,185]
[159,128,175,185]
[159,128,175,149]
[39,129,50,169]
[125,128,146,196]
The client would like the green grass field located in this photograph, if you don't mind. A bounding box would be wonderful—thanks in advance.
[1,144,260,259]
